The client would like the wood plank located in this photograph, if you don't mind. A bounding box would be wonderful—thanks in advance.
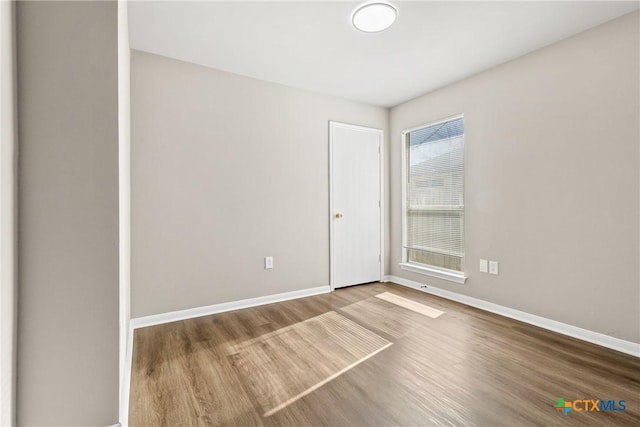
[130,283,640,426]
[226,311,391,417]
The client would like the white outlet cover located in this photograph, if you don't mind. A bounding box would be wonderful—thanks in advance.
[489,261,499,275]
[480,259,488,273]
[265,256,273,269]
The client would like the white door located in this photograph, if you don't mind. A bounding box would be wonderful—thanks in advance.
[330,121,382,289]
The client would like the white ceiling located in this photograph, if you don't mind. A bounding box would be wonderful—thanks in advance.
[128,1,639,107]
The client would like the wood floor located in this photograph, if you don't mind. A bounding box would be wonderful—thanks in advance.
[130,282,640,426]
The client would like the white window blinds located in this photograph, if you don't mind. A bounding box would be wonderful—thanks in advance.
[405,116,465,272]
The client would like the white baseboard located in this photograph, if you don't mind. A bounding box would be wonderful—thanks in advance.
[385,275,640,357]
[130,285,331,330]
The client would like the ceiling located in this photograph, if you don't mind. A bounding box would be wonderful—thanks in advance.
[128,1,639,107]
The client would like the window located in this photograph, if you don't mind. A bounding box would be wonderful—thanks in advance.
[401,115,465,282]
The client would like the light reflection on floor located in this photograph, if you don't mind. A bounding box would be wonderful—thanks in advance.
[225,310,392,416]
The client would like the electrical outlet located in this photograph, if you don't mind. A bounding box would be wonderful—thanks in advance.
[265,256,273,269]
[489,261,499,275]
[480,259,488,273]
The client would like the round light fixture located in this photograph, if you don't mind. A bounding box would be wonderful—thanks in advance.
[352,2,397,33]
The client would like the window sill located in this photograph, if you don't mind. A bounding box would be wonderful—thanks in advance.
[399,263,467,284]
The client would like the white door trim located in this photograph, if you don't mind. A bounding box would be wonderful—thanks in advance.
[329,121,384,291]
[0,1,17,424]
[117,1,131,425]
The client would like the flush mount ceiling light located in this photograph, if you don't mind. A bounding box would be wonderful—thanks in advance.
[352,2,398,33]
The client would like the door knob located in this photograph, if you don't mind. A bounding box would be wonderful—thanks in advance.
[335,213,343,219]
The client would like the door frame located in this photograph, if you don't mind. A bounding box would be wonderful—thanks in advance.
[329,121,384,291]
[0,1,17,423]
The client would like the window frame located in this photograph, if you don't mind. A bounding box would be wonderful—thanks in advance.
[400,114,467,284]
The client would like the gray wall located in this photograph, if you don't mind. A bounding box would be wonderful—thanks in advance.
[17,1,119,425]
[131,50,388,318]
[390,12,640,343]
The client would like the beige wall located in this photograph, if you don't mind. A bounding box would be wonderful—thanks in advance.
[390,12,640,343]
[16,1,119,425]
[131,50,388,318]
